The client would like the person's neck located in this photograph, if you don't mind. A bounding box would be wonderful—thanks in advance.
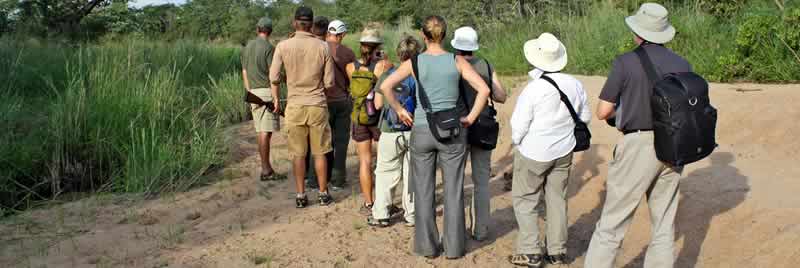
[258,33,269,39]
[425,43,447,54]
[326,38,339,44]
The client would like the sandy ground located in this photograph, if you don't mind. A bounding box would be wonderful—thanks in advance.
[2,75,799,268]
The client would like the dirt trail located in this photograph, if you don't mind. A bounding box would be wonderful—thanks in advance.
[2,76,799,268]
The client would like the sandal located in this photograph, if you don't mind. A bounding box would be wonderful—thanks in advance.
[366,216,390,228]
[509,254,544,268]
[260,172,286,181]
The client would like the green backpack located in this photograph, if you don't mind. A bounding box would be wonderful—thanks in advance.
[350,61,379,126]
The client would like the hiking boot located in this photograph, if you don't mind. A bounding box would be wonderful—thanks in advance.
[319,192,334,206]
[296,195,309,208]
[359,203,373,216]
[366,216,390,228]
[547,254,568,265]
[509,254,543,268]
[388,204,404,218]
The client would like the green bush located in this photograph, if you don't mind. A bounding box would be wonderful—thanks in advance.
[0,41,245,214]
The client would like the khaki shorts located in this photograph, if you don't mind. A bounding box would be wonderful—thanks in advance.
[285,105,333,158]
[249,88,280,133]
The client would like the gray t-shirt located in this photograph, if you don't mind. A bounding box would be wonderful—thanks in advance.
[599,44,692,131]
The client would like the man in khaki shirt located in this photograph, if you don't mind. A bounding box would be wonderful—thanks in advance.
[269,6,335,208]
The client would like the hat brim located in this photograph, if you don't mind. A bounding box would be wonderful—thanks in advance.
[625,16,676,44]
[523,39,568,73]
[451,39,479,51]
[359,38,383,44]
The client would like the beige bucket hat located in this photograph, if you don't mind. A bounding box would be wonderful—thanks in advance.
[359,28,383,44]
[625,3,676,44]
[524,32,568,72]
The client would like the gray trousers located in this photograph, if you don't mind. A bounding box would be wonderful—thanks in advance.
[467,146,492,240]
[512,150,572,255]
[411,126,467,258]
[584,131,682,268]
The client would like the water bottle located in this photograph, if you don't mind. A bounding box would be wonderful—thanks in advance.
[366,91,376,116]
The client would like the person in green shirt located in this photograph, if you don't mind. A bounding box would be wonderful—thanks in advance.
[242,17,283,181]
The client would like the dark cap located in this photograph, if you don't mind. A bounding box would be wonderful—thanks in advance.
[294,6,313,21]
[256,17,273,28]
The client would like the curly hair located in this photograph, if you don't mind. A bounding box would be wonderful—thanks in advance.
[396,34,422,61]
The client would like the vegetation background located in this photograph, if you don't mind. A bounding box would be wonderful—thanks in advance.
[1,0,798,215]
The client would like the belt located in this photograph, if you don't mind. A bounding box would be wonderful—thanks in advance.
[622,129,653,135]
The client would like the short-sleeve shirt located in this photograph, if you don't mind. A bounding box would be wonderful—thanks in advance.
[269,31,335,107]
[599,44,692,131]
[241,37,273,89]
[460,57,493,114]
[326,42,356,103]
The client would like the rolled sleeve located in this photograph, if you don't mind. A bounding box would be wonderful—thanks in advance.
[599,57,625,103]
[322,48,335,90]
[510,86,534,145]
[269,44,284,84]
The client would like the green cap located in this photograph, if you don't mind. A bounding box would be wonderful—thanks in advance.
[256,17,273,28]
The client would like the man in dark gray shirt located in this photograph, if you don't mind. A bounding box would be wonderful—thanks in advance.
[586,3,690,268]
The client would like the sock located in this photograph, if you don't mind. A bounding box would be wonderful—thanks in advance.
[296,192,306,198]
[319,191,328,196]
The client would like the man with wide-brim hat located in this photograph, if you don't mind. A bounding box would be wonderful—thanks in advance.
[451,26,508,243]
[586,3,692,268]
[509,32,591,268]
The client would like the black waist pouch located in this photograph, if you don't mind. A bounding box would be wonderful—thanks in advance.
[427,108,462,142]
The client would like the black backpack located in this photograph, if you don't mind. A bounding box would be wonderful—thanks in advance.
[635,46,718,166]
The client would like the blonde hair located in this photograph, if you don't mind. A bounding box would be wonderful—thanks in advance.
[396,34,421,61]
[422,15,447,43]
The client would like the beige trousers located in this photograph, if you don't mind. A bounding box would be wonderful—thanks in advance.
[585,131,682,268]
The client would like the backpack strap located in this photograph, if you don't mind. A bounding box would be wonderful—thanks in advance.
[634,46,661,85]
[541,75,581,125]
[484,59,496,107]
[411,55,433,112]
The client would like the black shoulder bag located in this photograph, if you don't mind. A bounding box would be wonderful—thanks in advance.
[411,55,462,142]
[461,59,499,150]
[540,75,591,152]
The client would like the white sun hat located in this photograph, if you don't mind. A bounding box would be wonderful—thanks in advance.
[625,3,676,44]
[523,32,568,73]
[328,20,347,34]
[451,26,479,51]
[359,28,383,44]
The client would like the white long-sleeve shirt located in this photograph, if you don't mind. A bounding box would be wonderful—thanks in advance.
[511,71,591,162]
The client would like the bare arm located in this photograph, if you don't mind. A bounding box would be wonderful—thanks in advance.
[490,71,507,103]
[269,45,284,114]
[379,60,414,126]
[596,100,615,120]
[456,56,490,126]
[242,69,251,91]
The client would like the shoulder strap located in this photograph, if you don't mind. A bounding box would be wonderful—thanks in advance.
[541,75,581,125]
[412,55,433,112]
[354,60,362,70]
[634,46,660,85]
[484,59,495,107]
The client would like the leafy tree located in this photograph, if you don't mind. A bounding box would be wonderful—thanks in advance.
[18,0,110,37]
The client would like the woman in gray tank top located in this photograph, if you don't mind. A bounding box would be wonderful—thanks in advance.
[378,15,492,259]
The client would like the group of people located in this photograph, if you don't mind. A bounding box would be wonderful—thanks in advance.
[241,3,690,267]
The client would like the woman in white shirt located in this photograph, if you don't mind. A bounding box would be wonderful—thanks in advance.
[508,33,591,268]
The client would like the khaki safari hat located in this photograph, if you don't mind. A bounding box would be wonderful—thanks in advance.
[523,32,568,73]
[625,3,676,44]
[359,28,383,44]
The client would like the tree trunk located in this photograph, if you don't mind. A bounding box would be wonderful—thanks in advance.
[518,0,528,17]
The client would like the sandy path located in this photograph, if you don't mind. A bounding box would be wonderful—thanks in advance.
[1,75,799,268]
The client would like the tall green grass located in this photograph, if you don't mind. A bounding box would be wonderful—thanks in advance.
[0,40,245,213]
[344,1,797,82]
